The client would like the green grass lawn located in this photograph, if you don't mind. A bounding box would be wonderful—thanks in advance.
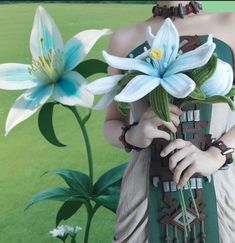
[0,2,235,243]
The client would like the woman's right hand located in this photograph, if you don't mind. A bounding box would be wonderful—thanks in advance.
[125,104,182,149]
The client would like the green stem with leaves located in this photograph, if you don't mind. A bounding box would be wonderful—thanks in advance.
[68,107,97,243]
[70,107,93,190]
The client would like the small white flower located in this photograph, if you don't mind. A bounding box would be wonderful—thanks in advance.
[49,225,82,238]
[49,226,65,237]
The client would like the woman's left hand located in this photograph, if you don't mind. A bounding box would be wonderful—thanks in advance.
[160,139,226,189]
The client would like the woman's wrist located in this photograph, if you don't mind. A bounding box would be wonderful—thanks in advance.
[206,146,226,168]
[119,122,143,152]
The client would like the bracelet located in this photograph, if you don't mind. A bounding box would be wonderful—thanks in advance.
[211,139,234,170]
[119,122,143,152]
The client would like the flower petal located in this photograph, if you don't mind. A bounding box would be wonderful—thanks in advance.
[147,26,154,47]
[152,18,179,66]
[0,63,38,90]
[161,73,195,98]
[103,51,157,76]
[201,59,233,96]
[115,75,160,102]
[53,71,94,107]
[87,74,123,94]
[64,29,112,71]
[94,89,117,110]
[5,84,53,135]
[165,36,216,76]
[30,6,64,59]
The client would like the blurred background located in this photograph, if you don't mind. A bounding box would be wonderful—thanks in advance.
[0,1,235,243]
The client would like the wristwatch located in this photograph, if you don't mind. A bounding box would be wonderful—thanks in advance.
[211,139,234,170]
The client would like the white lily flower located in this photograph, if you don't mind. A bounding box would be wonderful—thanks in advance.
[201,58,233,96]
[99,18,215,103]
[87,74,124,109]
[0,6,111,135]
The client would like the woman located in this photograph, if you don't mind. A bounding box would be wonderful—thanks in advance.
[104,1,235,242]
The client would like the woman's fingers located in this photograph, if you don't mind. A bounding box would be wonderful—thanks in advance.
[169,104,183,116]
[148,129,171,141]
[173,154,195,185]
[161,139,190,157]
[150,116,177,133]
[168,144,195,171]
[177,164,197,189]
[170,113,180,127]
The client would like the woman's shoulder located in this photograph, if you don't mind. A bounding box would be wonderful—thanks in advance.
[107,22,149,57]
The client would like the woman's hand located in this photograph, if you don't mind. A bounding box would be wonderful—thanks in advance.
[160,139,226,189]
[125,104,182,149]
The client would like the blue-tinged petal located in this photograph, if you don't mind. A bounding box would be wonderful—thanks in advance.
[30,6,64,59]
[64,29,112,72]
[94,89,117,110]
[0,63,38,90]
[5,84,53,135]
[53,71,94,107]
[201,59,233,96]
[115,75,160,102]
[161,73,195,98]
[103,51,158,76]
[87,74,123,95]
[152,18,179,66]
[165,37,216,76]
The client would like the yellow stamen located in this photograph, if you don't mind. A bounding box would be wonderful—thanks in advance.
[150,49,164,61]
[28,38,64,83]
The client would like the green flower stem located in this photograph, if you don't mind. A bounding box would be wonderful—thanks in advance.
[187,182,200,218]
[70,107,94,189]
[180,189,191,232]
[178,191,188,238]
[84,202,100,243]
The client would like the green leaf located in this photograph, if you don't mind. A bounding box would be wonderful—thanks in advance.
[43,169,91,196]
[75,59,108,78]
[93,163,127,196]
[186,53,217,87]
[25,187,78,210]
[189,86,206,100]
[93,194,120,213]
[56,199,83,226]
[204,95,235,110]
[149,86,171,122]
[38,102,66,147]
[226,86,235,97]
[82,109,92,125]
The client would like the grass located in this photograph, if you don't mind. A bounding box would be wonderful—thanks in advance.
[0,2,235,243]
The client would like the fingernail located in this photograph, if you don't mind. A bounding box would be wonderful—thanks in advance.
[160,152,165,157]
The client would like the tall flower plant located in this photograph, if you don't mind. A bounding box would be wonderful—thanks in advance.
[0,6,127,243]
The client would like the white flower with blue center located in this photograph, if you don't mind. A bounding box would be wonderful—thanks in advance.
[93,18,216,104]
[0,6,111,135]
[201,58,233,96]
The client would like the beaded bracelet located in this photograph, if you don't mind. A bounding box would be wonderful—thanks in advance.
[119,122,143,152]
[211,139,234,170]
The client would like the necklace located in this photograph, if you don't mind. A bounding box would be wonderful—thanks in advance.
[152,1,203,20]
